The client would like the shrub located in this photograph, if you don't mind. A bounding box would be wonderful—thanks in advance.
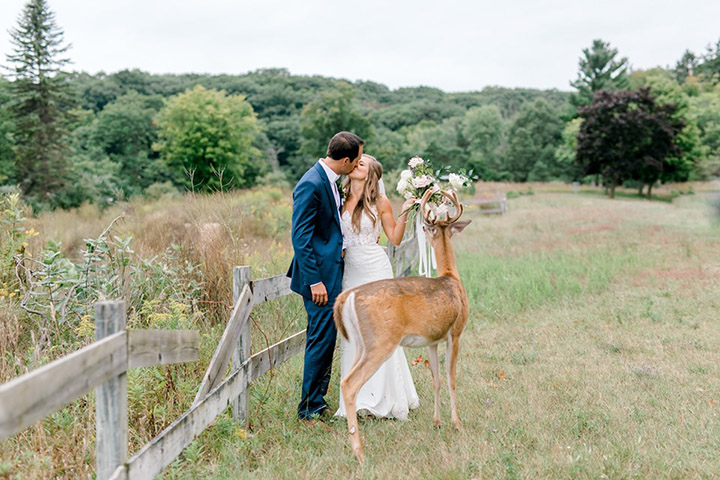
[145,181,181,201]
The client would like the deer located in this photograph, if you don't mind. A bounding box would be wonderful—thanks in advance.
[333,188,471,462]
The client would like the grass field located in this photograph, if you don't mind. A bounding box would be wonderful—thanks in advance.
[3,188,720,479]
[156,190,720,479]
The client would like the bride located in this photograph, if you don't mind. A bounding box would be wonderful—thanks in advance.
[335,153,420,420]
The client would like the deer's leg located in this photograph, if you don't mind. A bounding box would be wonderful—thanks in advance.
[427,344,442,427]
[341,344,395,462]
[446,333,461,429]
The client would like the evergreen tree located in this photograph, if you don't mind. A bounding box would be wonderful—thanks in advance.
[570,39,629,108]
[697,39,720,80]
[5,0,76,201]
[674,50,699,83]
[0,79,15,184]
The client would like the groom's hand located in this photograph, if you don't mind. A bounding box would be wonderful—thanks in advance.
[310,282,329,306]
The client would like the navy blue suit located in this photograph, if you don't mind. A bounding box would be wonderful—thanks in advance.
[287,161,344,419]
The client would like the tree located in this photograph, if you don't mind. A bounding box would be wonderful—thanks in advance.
[373,99,464,131]
[570,39,629,108]
[675,50,699,84]
[296,82,373,177]
[630,69,701,187]
[93,91,168,195]
[554,118,583,180]
[5,0,76,202]
[576,89,684,199]
[689,91,720,177]
[404,117,464,170]
[0,79,15,184]
[461,105,505,180]
[505,99,564,181]
[94,91,162,156]
[697,39,720,80]
[672,39,720,88]
[154,85,265,191]
[370,127,406,171]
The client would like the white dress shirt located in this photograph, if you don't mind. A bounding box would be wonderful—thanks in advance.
[318,159,341,211]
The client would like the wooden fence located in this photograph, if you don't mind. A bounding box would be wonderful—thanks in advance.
[0,233,418,480]
[0,301,200,479]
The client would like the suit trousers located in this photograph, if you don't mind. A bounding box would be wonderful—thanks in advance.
[297,297,338,419]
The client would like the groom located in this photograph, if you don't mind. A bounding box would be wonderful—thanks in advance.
[287,131,365,421]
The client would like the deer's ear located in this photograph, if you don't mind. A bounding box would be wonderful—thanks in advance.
[450,220,472,235]
[422,224,437,237]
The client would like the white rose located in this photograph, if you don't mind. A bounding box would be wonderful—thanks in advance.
[396,177,409,195]
[448,173,465,191]
[400,169,412,181]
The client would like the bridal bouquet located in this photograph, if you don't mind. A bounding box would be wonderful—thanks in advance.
[396,156,472,218]
[395,156,474,277]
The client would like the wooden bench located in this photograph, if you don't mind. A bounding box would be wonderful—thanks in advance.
[465,191,507,215]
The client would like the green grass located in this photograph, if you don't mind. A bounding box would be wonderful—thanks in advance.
[4,190,720,478]
[153,192,720,479]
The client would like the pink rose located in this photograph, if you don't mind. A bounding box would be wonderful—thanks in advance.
[408,157,424,169]
[412,175,433,188]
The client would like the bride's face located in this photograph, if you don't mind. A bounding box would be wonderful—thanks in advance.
[348,157,369,181]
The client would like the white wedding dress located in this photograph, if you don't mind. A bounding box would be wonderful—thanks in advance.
[335,205,420,420]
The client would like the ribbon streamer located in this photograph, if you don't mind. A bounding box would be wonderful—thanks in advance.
[415,215,436,278]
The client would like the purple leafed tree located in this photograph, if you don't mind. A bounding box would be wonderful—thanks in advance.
[575,88,685,199]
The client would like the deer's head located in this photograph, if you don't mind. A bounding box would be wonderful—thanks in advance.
[420,189,471,244]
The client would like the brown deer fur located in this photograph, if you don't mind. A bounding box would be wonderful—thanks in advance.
[333,189,471,461]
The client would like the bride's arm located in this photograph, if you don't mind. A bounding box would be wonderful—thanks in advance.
[378,195,415,246]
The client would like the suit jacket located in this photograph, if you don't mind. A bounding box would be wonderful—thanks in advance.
[287,161,344,301]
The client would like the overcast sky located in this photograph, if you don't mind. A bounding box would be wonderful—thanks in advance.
[1,0,718,92]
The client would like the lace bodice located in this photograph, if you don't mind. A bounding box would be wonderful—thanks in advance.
[341,205,383,248]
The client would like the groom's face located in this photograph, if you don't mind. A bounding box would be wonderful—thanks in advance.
[340,145,363,175]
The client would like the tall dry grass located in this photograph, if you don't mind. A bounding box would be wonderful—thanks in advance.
[0,187,295,478]
[26,187,292,321]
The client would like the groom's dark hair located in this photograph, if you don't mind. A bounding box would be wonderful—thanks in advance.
[327,131,365,161]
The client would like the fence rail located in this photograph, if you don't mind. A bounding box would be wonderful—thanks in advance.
[1,231,418,480]
[0,331,127,439]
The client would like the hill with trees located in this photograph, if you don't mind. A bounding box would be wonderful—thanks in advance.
[1,0,719,209]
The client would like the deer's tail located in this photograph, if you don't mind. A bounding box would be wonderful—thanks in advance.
[333,291,355,341]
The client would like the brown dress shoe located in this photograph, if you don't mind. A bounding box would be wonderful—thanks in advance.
[299,418,331,432]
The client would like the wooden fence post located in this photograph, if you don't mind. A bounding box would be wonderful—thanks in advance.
[95,301,128,480]
[232,266,252,426]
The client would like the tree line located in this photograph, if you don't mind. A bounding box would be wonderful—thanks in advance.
[1,0,719,209]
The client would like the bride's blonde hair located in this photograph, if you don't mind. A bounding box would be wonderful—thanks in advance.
[343,154,383,233]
